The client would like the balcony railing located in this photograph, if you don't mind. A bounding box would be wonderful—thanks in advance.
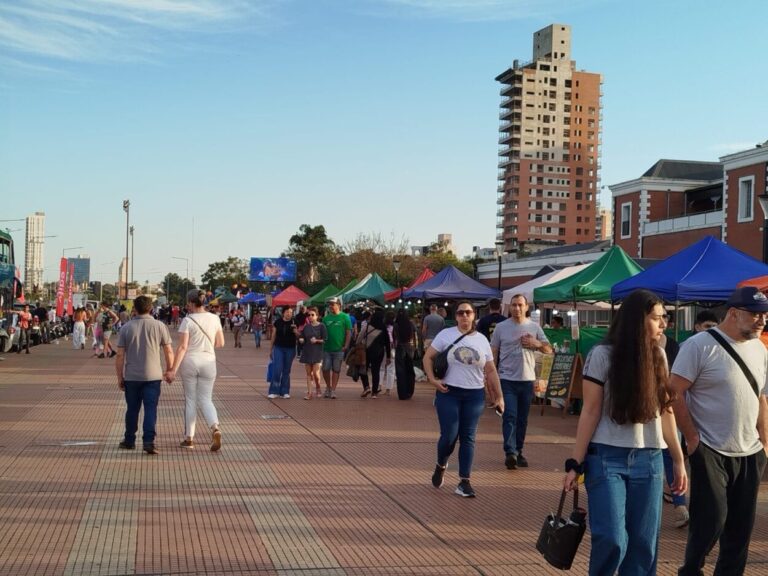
[643,210,723,236]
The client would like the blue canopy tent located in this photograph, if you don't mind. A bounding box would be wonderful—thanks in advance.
[611,236,768,304]
[238,292,267,305]
[402,265,500,300]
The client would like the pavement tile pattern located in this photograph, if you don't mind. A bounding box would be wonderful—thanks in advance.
[0,332,767,575]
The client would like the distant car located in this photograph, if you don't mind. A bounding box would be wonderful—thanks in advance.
[0,313,20,352]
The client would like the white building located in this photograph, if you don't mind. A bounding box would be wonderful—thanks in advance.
[24,211,46,291]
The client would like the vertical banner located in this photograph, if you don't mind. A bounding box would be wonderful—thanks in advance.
[56,258,67,318]
[66,262,75,316]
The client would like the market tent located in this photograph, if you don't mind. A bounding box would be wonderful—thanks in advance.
[534,245,642,304]
[217,293,238,304]
[305,284,339,306]
[611,236,768,303]
[402,265,500,300]
[330,278,360,304]
[384,268,436,301]
[238,292,266,305]
[503,264,591,308]
[271,285,310,307]
[738,275,768,292]
[339,273,396,306]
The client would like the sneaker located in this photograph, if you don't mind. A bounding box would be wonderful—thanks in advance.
[109,350,117,358]
[331,393,337,399]
[323,388,331,398]
[267,394,278,399]
[674,505,690,529]
[210,428,222,452]
[180,439,195,449]
[282,394,290,399]
[431,464,446,488]
[371,394,378,399]
[361,387,371,398]
[455,479,476,498]
[505,453,518,470]
[118,441,135,450]
[517,453,529,468]
[143,445,158,455]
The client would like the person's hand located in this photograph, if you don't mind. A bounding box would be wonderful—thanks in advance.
[430,377,448,393]
[563,470,579,492]
[164,369,176,384]
[686,434,700,455]
[671,459,688,496]
[489,397,505,414]
[117,377,125,391]
[520,334,539,350]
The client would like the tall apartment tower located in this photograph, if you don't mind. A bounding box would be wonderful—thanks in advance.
[24,211,46,291]
[495,24,602,253]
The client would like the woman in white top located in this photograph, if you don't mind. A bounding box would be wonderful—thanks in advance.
[166,289,225,451]
[562,289,687,575]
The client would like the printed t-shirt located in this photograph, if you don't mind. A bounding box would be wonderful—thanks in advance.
[430,327,493,390]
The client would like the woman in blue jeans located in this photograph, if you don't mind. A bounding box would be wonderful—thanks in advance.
[424,301,504,498]
[563,289,687,575]
[268,307,297,399]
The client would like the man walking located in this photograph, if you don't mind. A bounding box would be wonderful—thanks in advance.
[16,304,32,354]
[476,298,506,341]
[421,304,444,352]
[321,297,351,399]
[490,294,551,469]
[671,286,768,575]
[115,295,174,455]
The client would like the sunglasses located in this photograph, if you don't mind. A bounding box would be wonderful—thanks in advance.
[456,310,474,316]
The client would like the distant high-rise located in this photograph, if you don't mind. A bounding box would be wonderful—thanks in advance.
[69,256,91,290]
[495,24,602,253]
[24,211,45,291]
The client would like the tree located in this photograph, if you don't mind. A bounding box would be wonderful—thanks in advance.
[201,257,249,291]
[161,273,194,304]
[425,252,473,276]
[285,224,340,285]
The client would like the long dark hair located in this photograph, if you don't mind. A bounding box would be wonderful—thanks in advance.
[394,308,413,341]
[606,289,670,424]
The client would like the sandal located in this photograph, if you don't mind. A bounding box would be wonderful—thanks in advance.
[304,393,312,400]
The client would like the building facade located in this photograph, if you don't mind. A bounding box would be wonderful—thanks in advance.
[24,211,46,292]
[68,256,91,291]
[495,24,603,254]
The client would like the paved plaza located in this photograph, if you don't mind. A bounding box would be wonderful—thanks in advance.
[1,334,767,575]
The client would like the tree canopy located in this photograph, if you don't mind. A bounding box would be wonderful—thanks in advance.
[200,257,249,292]
[284,224,340,285]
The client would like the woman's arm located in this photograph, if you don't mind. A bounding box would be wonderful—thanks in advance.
[563,379,603,491]
[167,332,190,381]
[423,346,447,393]
[661,408,688,496]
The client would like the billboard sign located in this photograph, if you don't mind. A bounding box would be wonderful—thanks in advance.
[249,258,297,283]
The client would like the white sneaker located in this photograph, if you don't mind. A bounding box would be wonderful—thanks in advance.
[267,394,277,399]
[282,394,290,399]
[673,505,689,529]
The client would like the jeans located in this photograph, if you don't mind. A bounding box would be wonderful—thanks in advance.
[662,448,686,507]
[584,443,663,576]
[253,330,261,348]
[500,379,533,456]
[17,327,30,352]
[269,345,296,396]
[678,443,766,576]
[123,380,162,447]
[434,386,485,479]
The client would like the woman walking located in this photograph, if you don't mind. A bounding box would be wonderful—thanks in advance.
[562,289,687,575]
[393,309,417,400]
[165,289,225,451]
[423,301,504,498]
[298,306,326,399]
[358,309,391,399]
[269,307,297,399]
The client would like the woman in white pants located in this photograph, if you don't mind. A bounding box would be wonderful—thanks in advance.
[166,289,225,451]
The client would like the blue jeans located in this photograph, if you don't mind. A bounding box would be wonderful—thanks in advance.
[253,330,261,348]
[585,443,663,576]
[500,379,533,456]
[434,386,485,479]
[269,346,296,396]
[123,380,162,447]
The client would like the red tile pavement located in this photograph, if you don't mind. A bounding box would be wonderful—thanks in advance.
[0,332,767,575]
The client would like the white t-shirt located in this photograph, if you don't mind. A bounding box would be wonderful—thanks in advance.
[179,312,222,359]
[431,327,493,390]
[672,328,768,457]
[490,318,549,381]
[583,344,666,450]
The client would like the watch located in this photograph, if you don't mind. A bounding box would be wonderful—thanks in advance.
[565,458,584,475]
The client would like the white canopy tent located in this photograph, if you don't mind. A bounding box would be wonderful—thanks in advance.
[502,264,612,313]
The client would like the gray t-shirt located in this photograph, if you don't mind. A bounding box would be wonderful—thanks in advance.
[117,316,172,382]
[672,328,768,457]
[423,313,445,340]
[583,344,666,449]
[490,318,549,381]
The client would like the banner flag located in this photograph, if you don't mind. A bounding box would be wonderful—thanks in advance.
[66,262,75,316]
[56,258,67,318]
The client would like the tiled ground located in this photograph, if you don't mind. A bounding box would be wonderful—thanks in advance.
[1,332,767,575]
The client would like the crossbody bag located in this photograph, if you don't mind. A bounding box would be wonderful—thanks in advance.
[707,328,760,398]
[187,315,215,352]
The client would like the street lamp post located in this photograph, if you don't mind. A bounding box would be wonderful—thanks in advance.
[759,192,768,264]
[495,240,504,292]
[122,200,130,300]
[392,256,401,289]
[129,226,134,287]
[62,246,83,257]
[172,256,190,302]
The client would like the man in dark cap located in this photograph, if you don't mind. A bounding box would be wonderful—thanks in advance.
[671,286,768,575]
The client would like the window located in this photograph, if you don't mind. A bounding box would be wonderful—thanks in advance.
[620,202,632,238]
[738,176,754,222]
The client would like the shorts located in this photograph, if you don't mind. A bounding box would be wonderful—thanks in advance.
[322,351,345,373]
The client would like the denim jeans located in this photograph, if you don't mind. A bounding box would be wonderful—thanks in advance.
[500,379,533,456]
[269,346,296,396]
[434,386,485,479]
[584,443,663,576]
[123,380,162,447]
[253,330,261,348]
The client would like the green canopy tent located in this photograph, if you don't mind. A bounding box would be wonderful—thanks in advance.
[330,278,359,304]
[339,273,396,306]
[305,284,339,307]
[533,245,643,305]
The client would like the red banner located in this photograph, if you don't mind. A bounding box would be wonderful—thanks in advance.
[56,258,67,318]
[66,262,75,316]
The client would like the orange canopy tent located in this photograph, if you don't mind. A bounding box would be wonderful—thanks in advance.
[384,268,436,301]
[271,285,310,307]
[737,275,768,292]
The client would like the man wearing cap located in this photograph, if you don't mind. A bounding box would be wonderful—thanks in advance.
[322,297,352,399]
[670,286,768,575]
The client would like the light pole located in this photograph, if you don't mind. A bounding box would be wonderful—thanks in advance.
[129,225,134,287]
[392,256,401,290]
[62,246,83,258]
[172,256,190,302]
[122,200,130,300]
[759,192,768,264]
[495,240,504,292]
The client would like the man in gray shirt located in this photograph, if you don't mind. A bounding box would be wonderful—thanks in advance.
[115,295,174,455]
[422,304,444,351]
[671,287,768,575]
[490,294,551,470]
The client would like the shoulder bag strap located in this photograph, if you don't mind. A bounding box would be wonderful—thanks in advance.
[707,329,760,398]
[444,331,469,355]
[188,315,215,352]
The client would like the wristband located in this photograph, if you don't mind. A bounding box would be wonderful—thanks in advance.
[565,458,584,475]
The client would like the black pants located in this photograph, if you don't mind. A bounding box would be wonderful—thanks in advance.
[17,327,30,353]
[395,344,415,400]
[678,443,766,576]
[359,347,385,394]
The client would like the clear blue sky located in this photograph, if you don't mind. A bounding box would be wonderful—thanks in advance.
[1,0,766,286]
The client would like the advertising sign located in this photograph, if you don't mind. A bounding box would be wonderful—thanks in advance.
[249,258,297,282]
[56,258,67,317]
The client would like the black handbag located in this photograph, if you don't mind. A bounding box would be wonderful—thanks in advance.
[536,488,587,570]
[433,333,468,379]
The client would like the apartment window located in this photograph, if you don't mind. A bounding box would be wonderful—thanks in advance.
[738,176,755,222]
[620,202,632,239]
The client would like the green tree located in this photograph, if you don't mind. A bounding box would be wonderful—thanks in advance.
[285,224,340,285]
[201,257,249,291]
[425,252,473,276]
[161,273,194,304]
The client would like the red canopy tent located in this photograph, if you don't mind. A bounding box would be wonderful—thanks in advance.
[271,285,310,307]
[384,268,436,301]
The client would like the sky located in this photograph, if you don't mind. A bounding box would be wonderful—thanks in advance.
[2,0,767,286]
